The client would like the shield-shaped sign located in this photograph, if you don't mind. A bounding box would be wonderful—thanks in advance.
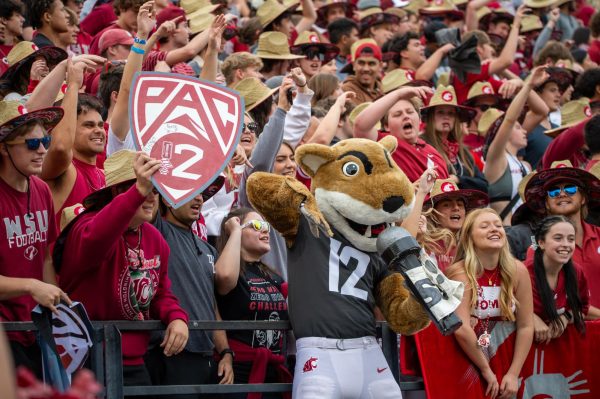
[129,72,244,208]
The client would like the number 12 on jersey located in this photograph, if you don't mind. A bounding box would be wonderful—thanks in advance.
[328,239,369,300]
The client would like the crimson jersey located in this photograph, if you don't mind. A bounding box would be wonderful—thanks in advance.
[287,208,392,339]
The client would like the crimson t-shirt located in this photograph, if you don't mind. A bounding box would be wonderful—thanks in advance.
[377,131,449,183]
[0,176,58,345]
[525,258,590,321]
[452,62,504,105]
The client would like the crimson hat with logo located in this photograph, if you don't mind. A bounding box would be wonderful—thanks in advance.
[424,178,489,210]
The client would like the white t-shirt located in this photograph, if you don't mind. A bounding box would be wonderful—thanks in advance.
[107,125,135,156]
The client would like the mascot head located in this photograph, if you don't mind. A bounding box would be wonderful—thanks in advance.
[296,136,414,252]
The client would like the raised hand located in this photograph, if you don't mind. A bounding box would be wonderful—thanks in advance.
[137,1,157,38]
[208,14,227,52]
[134,152,161,196]
[277,76,295,112]
[30,59,49,81]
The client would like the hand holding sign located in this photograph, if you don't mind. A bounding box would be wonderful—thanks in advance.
[130,73,243,208]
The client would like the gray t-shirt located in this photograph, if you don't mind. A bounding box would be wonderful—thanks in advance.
[287,208,391,339]
[153,216,218,353]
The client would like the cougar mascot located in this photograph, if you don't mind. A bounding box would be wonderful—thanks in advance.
[247,136,431,398]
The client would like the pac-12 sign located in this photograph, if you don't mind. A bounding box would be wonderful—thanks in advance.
[129,72,244,208]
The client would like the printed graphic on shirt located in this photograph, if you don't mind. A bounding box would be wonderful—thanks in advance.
[118,248,161,320]
[3,211,49,260]
[248,277,287,352]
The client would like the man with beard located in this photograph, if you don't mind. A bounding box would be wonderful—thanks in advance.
[40,65,106,225]
[341,38,384,106]
[523,161,600,307]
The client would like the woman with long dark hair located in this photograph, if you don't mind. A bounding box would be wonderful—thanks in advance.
[527,215,600,344]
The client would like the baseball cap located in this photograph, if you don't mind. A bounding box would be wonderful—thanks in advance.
[156,5,186,29]
[98,29,134,55]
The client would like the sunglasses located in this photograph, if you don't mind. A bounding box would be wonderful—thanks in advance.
[242,219,270,233]
[305,47,325,62]
[547,184,578,198]
[243,122,259,134]
[5,136,52,150]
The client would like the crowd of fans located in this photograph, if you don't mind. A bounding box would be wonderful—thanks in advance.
[2,0,600,397]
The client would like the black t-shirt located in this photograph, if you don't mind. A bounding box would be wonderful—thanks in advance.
[287,208,392,339]
[217,263,288,353]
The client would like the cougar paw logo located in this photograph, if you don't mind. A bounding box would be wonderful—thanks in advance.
[584,106,592,117]
[482,85,493,94]
[519,349,590,398]
[441,182,457,192]
[130,73,243,208]
[303,357,318,373]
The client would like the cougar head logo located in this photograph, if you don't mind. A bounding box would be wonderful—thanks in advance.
[296,136,415,252]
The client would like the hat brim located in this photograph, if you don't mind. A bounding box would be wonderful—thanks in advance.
[82,178,135,209]
[0,46,68,81]
[246,86,279,112]
[463,93,501,107]
[202,176,225,201]
[537,67,574,93]
[0,106,64,142]
[290,43,340,63]
[419,8,464,20]
[524,0,557,8]
[425,189,489,211]
[524,167,600,214]
[421,104,477,122]
[316,3,355,27]
[261,2,299,28]
[256,50,306,60]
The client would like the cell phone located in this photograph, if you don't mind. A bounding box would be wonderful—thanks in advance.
[286,87,295,104]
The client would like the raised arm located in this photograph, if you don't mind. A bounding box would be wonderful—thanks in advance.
[533,8,560,58]
[200,15,227,82]
[283,68,313,148]
[484,66,548,183]
[111,1,156,142]
[39,59,82,182]
[415,43,455,81]
[308,91,355,145]
[489,5,527,76]
[354,86,432,141]
[294,0,317,35]
[214,217,243,295]
[164,21,211,66]
[465,0,493,32]
[401,169,437,237]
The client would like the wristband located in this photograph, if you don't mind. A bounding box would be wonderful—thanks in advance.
[219,348,235,359]
[134,37,147,45]
[131,46,145,55]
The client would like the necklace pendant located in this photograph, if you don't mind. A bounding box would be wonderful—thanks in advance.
[478,330,491,348]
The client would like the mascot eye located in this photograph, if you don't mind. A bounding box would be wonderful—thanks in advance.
[342,162,360,177]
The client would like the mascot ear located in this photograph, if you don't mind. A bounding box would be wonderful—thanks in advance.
[296,144,336,177]
[378,135,398,154]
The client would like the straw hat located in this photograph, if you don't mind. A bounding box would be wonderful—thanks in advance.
[290,31,339,63]
[424,178,489,210]
[233,77,279,112]
[510,171,538,225]
[359,7,401,33]
[60,203,86,231]
[256,32,305,60]
[524,160,600,214]
[188,11,215,35]
[464,81,499,106]
[419,0,464,20]
[523,0,557,8]
[536,66,575,93]
[479,7,514,28]
[180,0,216,14]
[477,108,504,136]
[382,68,432,94]
[258,0,295,28]
[589,161,600,181]
[403,0,427,14]
[348,102,381,130]
[0,101,64,142]
[82,150,138,208]
[520,14,544,33]
[545,98,592,138]
[316,0,355,26]
[384,7,407,19]
[420,85,477,122]
[1,41,67,81]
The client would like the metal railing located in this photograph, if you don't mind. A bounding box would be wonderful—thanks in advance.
[2,320,424,397]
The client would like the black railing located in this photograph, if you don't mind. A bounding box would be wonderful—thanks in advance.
[2,320,424,397]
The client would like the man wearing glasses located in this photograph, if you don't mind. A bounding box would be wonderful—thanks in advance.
[0,100,72,377]
[523,161,600,308]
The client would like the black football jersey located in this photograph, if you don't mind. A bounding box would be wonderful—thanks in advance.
[287,207,392,339]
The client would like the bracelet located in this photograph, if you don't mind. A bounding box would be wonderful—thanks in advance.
[219,348,235,359]
[131,46,145,55]
[134,37,147,45]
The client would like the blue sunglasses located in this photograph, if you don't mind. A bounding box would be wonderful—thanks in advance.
[5,136,52,150]
[547,184,578,198]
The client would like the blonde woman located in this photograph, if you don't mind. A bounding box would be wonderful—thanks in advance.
[447,208,533,399]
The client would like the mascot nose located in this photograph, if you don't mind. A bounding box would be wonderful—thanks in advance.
[382,196,405,213]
